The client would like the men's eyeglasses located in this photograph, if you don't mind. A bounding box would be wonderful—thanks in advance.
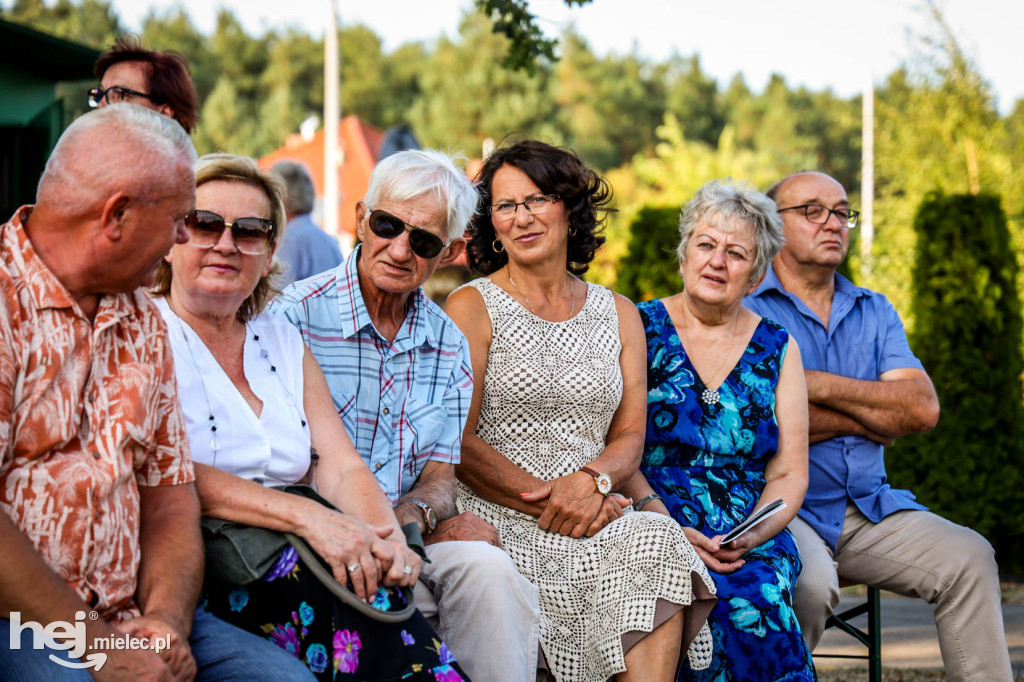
[489,194,561,222]
[185,210,276,256]
[366,208,449,259]
[777,203,860,229]
[88,86,156,109]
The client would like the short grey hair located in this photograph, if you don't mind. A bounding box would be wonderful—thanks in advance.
[38,103,196,215]
[364,149,477,242]
[272,160,316,215]
[677,179,785,284]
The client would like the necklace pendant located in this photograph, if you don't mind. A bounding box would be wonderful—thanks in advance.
[701,388,720,405]
[210,428,220,453]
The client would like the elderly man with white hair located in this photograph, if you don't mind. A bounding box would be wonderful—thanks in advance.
[272,149,542,682]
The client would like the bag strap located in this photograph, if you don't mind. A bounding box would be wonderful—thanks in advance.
[282,532,417,623]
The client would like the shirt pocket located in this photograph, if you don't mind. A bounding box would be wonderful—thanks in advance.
[399,397,449,460]
[847,342,878,378]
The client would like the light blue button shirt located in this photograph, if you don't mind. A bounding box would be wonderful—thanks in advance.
[745,266,927,550]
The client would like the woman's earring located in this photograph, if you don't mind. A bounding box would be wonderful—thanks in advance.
[569,226,577,237]
[492,239,504,253]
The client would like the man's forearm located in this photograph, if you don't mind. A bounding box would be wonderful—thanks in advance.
[136,484,204,636]
[394,465,458,532]
[806,370,939,438]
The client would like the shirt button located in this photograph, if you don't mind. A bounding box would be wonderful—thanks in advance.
[374,462,383,471]
[382,407,390,416]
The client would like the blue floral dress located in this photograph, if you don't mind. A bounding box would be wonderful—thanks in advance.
[638,300,815,682]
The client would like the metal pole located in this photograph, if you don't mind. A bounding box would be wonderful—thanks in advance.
[860,72,874,279]
[324,0,340,240]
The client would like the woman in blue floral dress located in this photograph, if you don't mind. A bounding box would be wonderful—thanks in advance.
[626,180,815,681]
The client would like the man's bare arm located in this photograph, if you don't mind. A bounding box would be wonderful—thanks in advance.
[135,483,204,636]
[394,460,458,532]
[805,367,939,439]
[808,403,893,445]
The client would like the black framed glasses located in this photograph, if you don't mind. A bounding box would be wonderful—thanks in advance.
[185,210,276,255]
[777,203,860,229]
[489,194,561,222]
[366,208,449,259]
[88,86,156,109]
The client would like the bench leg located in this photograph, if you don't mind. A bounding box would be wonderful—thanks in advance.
[867,586,882,682]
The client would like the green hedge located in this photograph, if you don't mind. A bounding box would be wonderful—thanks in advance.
[886,192,1024,573]
[616,205,684,302]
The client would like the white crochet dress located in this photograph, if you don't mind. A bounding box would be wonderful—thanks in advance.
[457,278,716,682]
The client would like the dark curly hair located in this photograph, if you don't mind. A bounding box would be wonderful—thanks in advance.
[466,139,612,276]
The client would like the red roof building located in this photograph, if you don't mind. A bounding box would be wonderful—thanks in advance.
[259,116,384,251]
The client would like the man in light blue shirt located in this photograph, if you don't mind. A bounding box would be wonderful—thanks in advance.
[745,171,1010,680]
[271,149,541,682]
[272,160,343,284]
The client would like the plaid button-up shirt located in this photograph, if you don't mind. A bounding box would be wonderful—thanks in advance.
[270,246,473,503]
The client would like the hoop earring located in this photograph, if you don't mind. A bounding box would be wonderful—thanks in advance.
[492,239,504,253]
[569,226,577,237]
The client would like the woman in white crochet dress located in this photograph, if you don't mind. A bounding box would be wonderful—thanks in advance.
[445,140,717,682]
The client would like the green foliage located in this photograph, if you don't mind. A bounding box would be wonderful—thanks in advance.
[3,0,120,48]
[887,193,1024,571]
[616,205,682,303]
[473,0,592,73]
[868,2,1017,327]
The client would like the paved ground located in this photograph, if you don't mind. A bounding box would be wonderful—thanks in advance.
[813,593,1024,677]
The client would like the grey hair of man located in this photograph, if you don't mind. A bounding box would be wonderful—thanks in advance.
[676,178,785,285]
[272,160,316,215]
[363,149,478,242]
[37,103,196,217]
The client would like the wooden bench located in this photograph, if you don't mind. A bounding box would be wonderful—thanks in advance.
[814,583,882,681]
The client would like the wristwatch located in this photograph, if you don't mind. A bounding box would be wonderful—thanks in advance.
[410,499,438,534]
[580,466,612,496]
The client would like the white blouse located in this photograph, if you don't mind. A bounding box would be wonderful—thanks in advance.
[156,297,312,487]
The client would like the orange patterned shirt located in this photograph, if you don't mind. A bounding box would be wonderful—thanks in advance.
[0,207,194,620]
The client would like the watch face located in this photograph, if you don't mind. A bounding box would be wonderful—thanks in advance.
[425,507,438,530]
[596,474,612,495]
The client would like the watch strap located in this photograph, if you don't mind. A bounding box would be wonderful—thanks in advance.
[580,466,601,478]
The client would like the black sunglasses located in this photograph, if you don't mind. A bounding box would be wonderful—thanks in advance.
[88,86,156,109]
[366,208,449,259]
[185,210,276,256]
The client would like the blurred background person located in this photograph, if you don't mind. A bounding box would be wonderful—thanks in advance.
[624,179,813,680]
[272,160,344,284]
[153,153,467,681]
[446,139,717,682]
[91,36,199,134]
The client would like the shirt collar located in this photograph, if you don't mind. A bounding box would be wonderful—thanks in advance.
[752,264,866,301]
[9,206,137,325]
[336,244,437,349]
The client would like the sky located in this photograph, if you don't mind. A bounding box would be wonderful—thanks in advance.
[108,0,1023,114]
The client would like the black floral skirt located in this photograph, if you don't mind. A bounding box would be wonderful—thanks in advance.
[204,546,468,681]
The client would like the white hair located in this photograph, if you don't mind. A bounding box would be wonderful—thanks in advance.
[677,178,785,284]
[364,149,478,241]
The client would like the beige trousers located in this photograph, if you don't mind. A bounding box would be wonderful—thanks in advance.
[413,540,541,682]
[789,504,1012,681]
